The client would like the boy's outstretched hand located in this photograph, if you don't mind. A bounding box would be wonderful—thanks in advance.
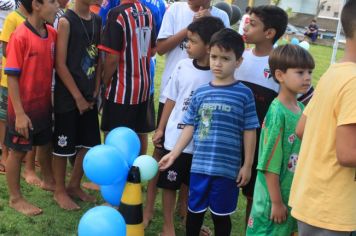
[236,165,251,187]
[158,152,177,171]
[270,202,288,224]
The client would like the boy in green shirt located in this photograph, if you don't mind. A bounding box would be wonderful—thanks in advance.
[246,44,314,235]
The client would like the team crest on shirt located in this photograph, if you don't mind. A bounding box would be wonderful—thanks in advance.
[263,68,271,79]
[247,216,254,228]
[58,135,68,148]
[167,170,177,182]
[288,153,298,172]
[288,134,296,144]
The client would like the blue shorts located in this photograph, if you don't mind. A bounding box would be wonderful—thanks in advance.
[188,173,239,216]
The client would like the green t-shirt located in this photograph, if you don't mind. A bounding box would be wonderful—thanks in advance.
[246,98,304,235]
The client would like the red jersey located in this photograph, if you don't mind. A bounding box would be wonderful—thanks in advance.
[99,1,156,105]
[5,21,56,133]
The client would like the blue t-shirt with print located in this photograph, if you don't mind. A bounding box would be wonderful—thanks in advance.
[183,81,259,180]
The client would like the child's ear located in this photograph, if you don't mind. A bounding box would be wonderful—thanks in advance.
[265,28,276,41]
[235,57,243,68]
[274,69,284,83]
[206,44,210,54]
[33,0,41,10]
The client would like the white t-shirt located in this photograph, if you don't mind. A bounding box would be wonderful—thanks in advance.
[235,49,279,93]
[157,2,229,103]
[238,13,250,35]
[163,58,214,153]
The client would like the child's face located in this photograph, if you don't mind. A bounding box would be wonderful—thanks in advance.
[243,13,274,44]
[277,68,312,94]
[188,0,209,10]
[185,31,208,60]
[36,0,59,24]
[209,45,242,80]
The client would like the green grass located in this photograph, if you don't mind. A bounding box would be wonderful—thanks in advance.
[0,44,344,236]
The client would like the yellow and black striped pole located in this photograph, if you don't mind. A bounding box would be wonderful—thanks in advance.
[119,166,144,236]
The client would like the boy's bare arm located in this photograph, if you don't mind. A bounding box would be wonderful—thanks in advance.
[7,75,32,139]
[93,55,102,100]
[237,129,256,187]
[152,98,176,147]
[2,42,7,57]
[156,29,188,55]
[336,124,356,167]
[55,17,91,114]
[295,114,306,139]
[102,53,119,86]
[265,172,288,224]
[159,125,194,170]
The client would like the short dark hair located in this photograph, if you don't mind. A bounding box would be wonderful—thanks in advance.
[269,44,315,83]
[20,0,43,13]
[187,16,225,45]
[341,0,356,39]
[245,6,251,13]
[209,28,245,60]
[250,5,288,43]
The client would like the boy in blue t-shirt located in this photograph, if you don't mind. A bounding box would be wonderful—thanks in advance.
[159,28,259,235]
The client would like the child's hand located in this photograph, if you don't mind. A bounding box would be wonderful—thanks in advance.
[158,152,176,171]
[15,112,33,139]
[152,129,164,148]
[75,96,92,114]
[270,202,288,224]
[193,6,212,21]
[236,165,251,187]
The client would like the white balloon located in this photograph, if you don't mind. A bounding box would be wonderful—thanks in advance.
[299,41,310,51]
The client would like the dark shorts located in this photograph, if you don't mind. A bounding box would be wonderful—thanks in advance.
[297,220,354,236]
[101,99,153,133]
[155,102,165,149]
[5,126,52,152]
[157,148,192,190]
[0,86,8,121]
[53,107,101,157]
[188,173,239,215]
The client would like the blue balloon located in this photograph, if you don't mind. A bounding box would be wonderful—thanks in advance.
[291,37,300,45]
[83,144,129,185]
[100,182,126,207]
[105,127,141,167]
[78,206,126,236]
[133,155,158,182]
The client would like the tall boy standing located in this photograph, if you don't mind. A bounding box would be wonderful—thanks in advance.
[99,0,155,146]
[4,0,58,216]
[234,5,288,225]
[290,1,356,234]
[159,28,259,236]
[53,0,102,210]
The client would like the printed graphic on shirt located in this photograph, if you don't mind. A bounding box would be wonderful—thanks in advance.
[81,44,98,80]
[182,91,194,111]
[198,106,213,140]
[288,153,298,172]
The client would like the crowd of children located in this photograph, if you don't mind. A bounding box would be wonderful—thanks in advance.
[0,0,355,235]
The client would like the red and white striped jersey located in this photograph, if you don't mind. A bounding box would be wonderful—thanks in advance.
[99,0,156,104]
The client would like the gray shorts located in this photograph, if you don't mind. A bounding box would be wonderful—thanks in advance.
[298,220,354,236]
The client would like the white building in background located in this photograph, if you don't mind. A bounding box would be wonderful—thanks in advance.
[319,0,342,18]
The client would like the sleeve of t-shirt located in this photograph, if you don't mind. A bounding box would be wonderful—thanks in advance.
[4,33,24,76]
[183,91,198,126]
[335,78,356,126]
[256,107,284,175]
[98,10,124,54]
[303,94,315,117]
[243,88,260,130]
[157,3,176,40]
[0,14,16,42]
[213,8,230,28]
[163,62,181,102]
